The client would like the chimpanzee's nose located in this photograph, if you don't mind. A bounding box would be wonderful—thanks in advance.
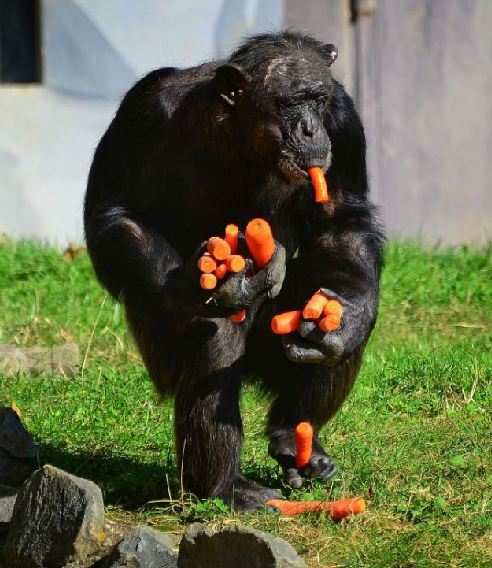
[299,115,321,138]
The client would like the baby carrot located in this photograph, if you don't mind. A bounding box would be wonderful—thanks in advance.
[245,218,275,270]
[271,310,302,335]
[295,422,313,469]
[318,314,341,332]
[197,254,217,274]
[214,262,228,280]
[230,309,246,323]
[225,224,239,255]
[266,497,366,521]
[323,299,343,318]
[200,273,217,290]
[303,291,329,320]
[307,167,329,203]
[226,255,246,273]
[207,237,231,261]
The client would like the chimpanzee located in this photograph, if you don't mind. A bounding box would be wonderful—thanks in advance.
[84,31,384,511]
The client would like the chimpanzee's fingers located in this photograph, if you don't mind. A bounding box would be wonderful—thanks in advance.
[282,335,326,364]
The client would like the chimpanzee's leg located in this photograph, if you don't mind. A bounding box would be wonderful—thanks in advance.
[129,310,280,510]
[247,264,364,488]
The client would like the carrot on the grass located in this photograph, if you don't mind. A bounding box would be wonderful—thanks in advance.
[266,497,366,521]
[197,254,217,274]
[307,167,329,204]
[207,237,231,261]
[295,422,313,469]
[303,291,329,320]
[245,218,275,270]
[271,310,302,335]
[225,224,239,255]
[226,255,246,273]
[200,273,217,290]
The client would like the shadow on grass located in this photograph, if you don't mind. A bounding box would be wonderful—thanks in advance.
[37,442,178,509]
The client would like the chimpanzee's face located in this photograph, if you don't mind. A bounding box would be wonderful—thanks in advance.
[214,45,337,183]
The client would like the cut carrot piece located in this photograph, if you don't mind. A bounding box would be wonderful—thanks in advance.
[226,255,246,273]
[225,224,239,255]
[207,237,231,261]
[295,422,313,469]
[307,167,329,203]
[215,263,228,280]
[303,291,329,320]
[323,299,343,318]
[230,309,246,323]
[197,254,217,274]
[200,273,217,290]
[271,310,302,335]
[266,497,366,521]
[245,218,275,270]
[318,314,341,332]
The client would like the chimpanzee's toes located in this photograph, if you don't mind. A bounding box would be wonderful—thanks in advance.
[224,476,282,512]
[303,451,336,480]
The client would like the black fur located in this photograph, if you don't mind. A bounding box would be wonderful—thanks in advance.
[84,31,384,510]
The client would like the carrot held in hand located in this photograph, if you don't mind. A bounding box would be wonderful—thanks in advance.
[200,273,217,290]
[245,218,275,270]
[230,309,246,323]
[266,497,366,521]
[197,254,217,274]
[303,291,329,320]
[207,237,231,261]
[225,224,239,255]
[319,314,341,333]
[324,299,343,318]
[295,422,313,469]
[226,255,246,273]
[271,310,302,335]
[307,167,329,204]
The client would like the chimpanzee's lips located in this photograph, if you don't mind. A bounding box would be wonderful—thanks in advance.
[278,157,309,180]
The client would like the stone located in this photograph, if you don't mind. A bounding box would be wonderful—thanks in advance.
[92,526,177,567]
[0,408,38,487]
[0,343,79,378]
[178,523,307,568]
[3,465,106,568]
[0,485,17,537]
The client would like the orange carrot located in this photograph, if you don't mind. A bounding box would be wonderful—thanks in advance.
[323,299,343,318]
[245,218,275,270]
[200,273,217,290]
[230,309,246,323]
[307,167,329,203]
[266,497,366,521]
[215,262,228,280]
[225,224,239,255]
[318,314,341,333]
[226,255,246,273]
[303,291,329,320]
[197,254,217,274]
[271,310,302,335]
[207,237,231,261]
[295,422,313,469]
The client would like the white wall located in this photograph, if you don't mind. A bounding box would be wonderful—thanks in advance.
[0,0,283,244]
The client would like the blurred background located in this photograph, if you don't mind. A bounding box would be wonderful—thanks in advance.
[0,0,491,245]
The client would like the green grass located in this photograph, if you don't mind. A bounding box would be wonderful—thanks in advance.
[0,238,491,567]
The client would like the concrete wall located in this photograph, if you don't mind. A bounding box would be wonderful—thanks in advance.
[0,0,283,244]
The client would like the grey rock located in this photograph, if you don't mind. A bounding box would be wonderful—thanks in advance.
[92,526,177,567]
[178,523,307,568]
[0,408,38,487]
[3,465,106,568]
[0,343,79,377]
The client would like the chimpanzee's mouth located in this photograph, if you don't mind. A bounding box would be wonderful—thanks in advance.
[278,156,309,180]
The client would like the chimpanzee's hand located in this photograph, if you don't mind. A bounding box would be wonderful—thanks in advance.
[171,240,286,318]
[282,288,372,367]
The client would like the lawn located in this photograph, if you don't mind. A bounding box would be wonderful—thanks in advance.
[0,238,491,567]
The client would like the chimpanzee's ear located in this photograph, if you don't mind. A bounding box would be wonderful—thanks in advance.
[322,44,338,66]
[215,63,251,106]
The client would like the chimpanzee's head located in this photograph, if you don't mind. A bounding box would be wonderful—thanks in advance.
[214,32,338,183]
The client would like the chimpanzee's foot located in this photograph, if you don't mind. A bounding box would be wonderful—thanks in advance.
[220,475,282,512]
[268,429,336,489]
